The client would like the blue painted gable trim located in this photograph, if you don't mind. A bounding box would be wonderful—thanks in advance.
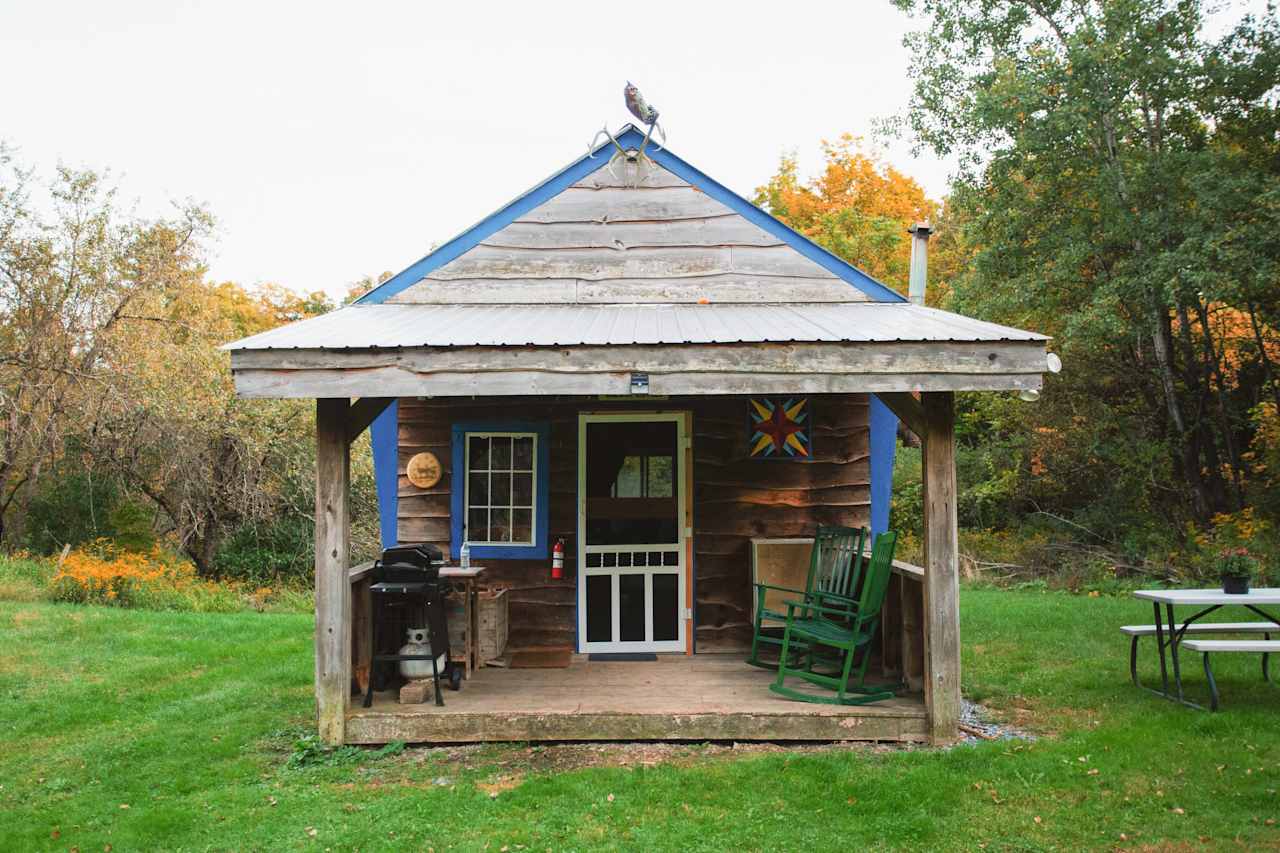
[371,401,400,549]
[449,421,551,560]
[869,395,898,538]
[358,126,904,305]
[357,136,621,305]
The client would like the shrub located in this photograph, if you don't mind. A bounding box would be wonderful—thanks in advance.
[44,538,312,612]
[21,470,123,555]
[50,539,183,606]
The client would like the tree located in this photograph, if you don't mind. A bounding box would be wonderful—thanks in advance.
[0,150,210,544]
[892,0,1280,530]
[753,135,939,290]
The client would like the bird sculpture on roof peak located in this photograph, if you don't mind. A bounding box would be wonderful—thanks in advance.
[588,81,667,187]
[624,81,659,126]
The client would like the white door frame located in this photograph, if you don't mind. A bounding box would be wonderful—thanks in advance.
[576,412,688,654]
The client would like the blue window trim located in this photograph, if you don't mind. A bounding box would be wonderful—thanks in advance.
[450,421,551,560]
[357,125,904,306]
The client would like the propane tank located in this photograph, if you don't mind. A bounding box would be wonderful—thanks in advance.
[398,628,446,680]
[551,538,565,579]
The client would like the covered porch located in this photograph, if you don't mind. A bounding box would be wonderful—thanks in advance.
[230,340,1039,748]
[345,558,932,744]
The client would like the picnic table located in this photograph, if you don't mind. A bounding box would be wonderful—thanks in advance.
[1131,587,1280,709]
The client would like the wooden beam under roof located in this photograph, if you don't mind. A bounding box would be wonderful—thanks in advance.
[230,340,1048,399]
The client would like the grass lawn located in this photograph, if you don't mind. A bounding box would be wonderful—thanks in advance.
[1,590,1278,851]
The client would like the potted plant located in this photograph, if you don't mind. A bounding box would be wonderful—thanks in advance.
[1217,547,1257,595]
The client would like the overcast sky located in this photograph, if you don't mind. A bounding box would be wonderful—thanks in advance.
[1,1,1266,297]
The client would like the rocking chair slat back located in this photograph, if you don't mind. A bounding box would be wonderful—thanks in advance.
[811,525,867,601]
[855,530,898,629]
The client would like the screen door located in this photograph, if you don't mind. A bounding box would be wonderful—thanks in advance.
[577,413,686,653]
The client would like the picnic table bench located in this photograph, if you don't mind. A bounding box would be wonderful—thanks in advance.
[1121,622,1278,688]
[1182,639,1279,711]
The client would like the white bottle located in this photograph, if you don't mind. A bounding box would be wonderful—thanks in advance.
[460,541,471,570]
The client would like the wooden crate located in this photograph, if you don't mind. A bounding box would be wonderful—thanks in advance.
[477,588,509,662]
[749,537,814,623]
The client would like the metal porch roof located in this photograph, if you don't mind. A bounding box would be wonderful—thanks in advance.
[224,302,1048,351]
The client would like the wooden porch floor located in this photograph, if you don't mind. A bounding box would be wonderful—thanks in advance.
[346,653,927,744]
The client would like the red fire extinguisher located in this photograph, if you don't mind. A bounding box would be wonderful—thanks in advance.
[551,538,565,580]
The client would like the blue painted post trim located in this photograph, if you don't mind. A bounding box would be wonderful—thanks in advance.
[869,395,898,538]
[371,400,400,549]
[357,126,904,306]
[449,421,551,560]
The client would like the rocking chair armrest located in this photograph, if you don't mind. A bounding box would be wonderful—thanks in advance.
[810,589,859,606]
[781,598,859,618]
[754,582,807,595]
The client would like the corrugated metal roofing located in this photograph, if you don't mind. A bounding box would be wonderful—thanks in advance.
[224,302,1047,351]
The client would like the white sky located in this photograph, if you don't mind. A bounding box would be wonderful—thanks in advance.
[1,1,1268,297]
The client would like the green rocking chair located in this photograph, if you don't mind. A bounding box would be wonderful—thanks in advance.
[769,530,898,706]
[746,525,868,669]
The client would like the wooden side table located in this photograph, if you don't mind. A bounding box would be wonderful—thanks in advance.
[440,564,486,679]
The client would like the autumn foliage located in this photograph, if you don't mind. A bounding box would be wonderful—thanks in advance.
[753,134,938,289]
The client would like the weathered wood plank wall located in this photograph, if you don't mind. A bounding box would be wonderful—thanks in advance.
[387,165,868,306]
[396,394,870,651]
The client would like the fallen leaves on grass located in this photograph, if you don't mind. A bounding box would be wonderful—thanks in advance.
[476,775,524,798]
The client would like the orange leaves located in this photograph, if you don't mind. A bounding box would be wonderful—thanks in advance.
[754,134,939,288]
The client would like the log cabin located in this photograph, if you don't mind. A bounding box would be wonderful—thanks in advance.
[224,124,1050,747]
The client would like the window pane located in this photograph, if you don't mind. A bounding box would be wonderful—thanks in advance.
[513,436,533,470]
[490,508,511,542]
[467,508,488,543]
[512,508,532,543]
[512,471,533,506]
[491,471,512,506]
[586,576,611,643]
[619,574,645,642]
[468,436,489,470]
[648,455,674,498]
[652,573,679,641]
[615,455,642,497]
[491,436,512,469]
[468,472,489,506]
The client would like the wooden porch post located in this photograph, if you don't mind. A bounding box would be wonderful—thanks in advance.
[921,391,961,745]
[315,398,352,745]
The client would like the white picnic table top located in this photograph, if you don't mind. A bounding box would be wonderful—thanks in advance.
[1133,588,1280,606]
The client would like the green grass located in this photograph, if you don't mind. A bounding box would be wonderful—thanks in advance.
[2,590,1278,851]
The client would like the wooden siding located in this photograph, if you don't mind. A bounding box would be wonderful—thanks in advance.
[387,166,868,305]
[396,394,870,651]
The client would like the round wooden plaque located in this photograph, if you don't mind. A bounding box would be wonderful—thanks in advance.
[406,451,442,489]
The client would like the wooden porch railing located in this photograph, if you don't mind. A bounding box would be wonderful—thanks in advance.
[880,559,927,692]
[349,561,375,697]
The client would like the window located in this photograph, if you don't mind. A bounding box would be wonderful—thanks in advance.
[450,422,549,558]
[611,455,673,498]
[465,433,535,545]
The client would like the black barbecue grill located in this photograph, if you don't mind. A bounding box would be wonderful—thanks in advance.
[362,543,462,708]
